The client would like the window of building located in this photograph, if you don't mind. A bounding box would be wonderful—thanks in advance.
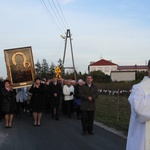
[105,67,109,72]
[111,67,117,71]
[98,67,102,71]
[91,67,96,72]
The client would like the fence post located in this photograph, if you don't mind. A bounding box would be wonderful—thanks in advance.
[117,88,120,122]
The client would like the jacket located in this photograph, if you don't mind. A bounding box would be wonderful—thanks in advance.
[1,88,16,113]
[79,83,99,111]
[74,84,82,99]
[29,83,45,111]
[63,84,74,101]
[49,82,62,99]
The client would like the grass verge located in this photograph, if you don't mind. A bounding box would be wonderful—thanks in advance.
[95,95,130,135]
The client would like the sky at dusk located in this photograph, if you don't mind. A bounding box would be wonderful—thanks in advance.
[0,0,150,78]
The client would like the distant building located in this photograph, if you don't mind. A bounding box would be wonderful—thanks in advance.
[111,71,136,81]
[88,59,148,81]
[88,59,118,75]
[118,65,147,72]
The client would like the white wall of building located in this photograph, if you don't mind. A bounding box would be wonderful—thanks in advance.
[89,65,118,75]
[111,71,136,81]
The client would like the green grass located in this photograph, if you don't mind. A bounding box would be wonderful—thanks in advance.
[95,95,131,135]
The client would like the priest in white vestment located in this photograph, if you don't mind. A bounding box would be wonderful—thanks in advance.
[126,60,150,150]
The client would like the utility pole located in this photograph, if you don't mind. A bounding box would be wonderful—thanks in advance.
[62,29,77,81]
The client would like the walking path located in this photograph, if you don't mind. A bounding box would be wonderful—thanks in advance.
[0,112,126,150]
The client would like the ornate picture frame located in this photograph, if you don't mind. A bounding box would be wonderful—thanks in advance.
[4,46,35,89]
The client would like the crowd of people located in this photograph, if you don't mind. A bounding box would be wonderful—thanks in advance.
[0,75,99,135]
[2,59,150,148]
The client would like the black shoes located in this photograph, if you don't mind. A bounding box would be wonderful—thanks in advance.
[82,131,94,135]
[55,117,59,121]
[68,115,71,118]
[88,131,94,135]
[5,125,12,128]
[82,131,87,135]
[34,123,41,127]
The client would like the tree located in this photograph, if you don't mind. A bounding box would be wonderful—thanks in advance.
[35,60,42,77]
[90,70,111,83]
[57,58,64,69]
[136,71,147,81]
[75,71,87,81]
[41,59,50,79]
[49,62,55,78]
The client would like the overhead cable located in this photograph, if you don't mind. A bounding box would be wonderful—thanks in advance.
[56,0,69,29]
[40,0,64,34]
[48,0,66,32]
[52,0,68,30]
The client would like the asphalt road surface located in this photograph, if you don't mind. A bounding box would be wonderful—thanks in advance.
[0,112,126,150]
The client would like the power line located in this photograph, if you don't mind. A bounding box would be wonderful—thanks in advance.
[50,39,64,63]
[48,0,66,32]
[40,0,64,34]
[56,0,69,29]
[52,0,69,30]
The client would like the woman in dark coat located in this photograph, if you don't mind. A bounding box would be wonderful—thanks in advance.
[1,80,16,128]
[29,77,45,126]
[74,79,84,119]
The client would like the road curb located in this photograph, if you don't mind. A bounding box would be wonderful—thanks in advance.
[94,121,127,139]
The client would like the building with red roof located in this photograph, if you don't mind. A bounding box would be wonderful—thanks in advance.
[88,59,148,76]
[88,59,118,75]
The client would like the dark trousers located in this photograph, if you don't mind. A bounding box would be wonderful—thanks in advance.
[23,101,27,111]
[81,110,94,132]
[16,102,23,113]
[76,105,81,119]
[65,100,73,117]
[0,99,3,120]
[51,98,60,119]
[44,97,51,112]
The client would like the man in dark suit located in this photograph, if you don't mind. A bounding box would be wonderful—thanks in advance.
[49,78,62,120]
[79,75,99,135]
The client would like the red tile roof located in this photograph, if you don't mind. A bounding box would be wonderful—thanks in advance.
[89,59,118,66]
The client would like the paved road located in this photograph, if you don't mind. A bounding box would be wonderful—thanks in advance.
[0,112,126,150]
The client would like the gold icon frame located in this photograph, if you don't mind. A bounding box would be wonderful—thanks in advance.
[4,46,35,89]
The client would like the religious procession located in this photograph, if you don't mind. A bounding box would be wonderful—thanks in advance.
[0,46,150,150]
[1,0,150,149]
[0,46,99,137]
[0,76,89,125]
[0,76,99,135]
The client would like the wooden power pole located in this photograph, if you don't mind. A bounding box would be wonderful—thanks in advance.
[62,29,77,81]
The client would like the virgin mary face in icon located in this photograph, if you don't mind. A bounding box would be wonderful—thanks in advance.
[11,52,32,83]
[12,52,30,69]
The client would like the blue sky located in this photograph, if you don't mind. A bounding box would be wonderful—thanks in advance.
[0,0,150,78]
